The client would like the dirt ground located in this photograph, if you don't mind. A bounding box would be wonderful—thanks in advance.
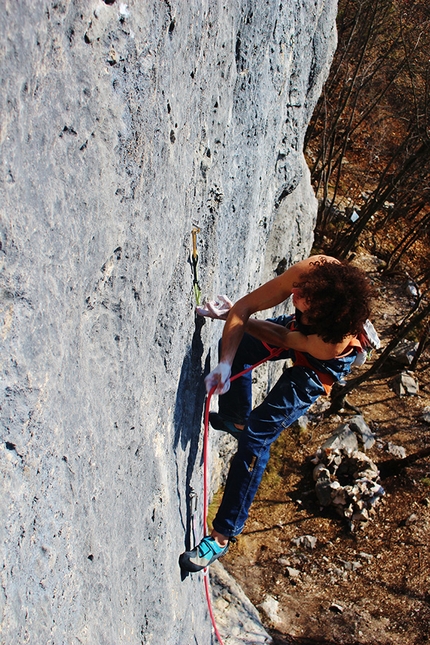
[220,254,430,645]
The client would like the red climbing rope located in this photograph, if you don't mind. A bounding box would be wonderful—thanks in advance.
[202,346,283,644]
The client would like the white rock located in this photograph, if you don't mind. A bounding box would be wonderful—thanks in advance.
[292,535,317,549]
[352,508,369,521]
[390,342,419,367]
[286,566,302,579]
[211,562,273,644]
[258,595,281,625]
[313,463,330,481]
[329,603,344,613]
[404,513,419,526]
[386,442,407,459]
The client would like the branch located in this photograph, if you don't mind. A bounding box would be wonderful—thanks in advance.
[328,299,430,413]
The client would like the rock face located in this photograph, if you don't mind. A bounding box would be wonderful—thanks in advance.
[210,562,273,644]
[0,2,337,643]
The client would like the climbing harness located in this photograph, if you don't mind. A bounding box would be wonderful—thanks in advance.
[288,317,367,395]
[202,345,283,645]
[191,227,202,305]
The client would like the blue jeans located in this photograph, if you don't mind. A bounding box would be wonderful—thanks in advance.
[212,315,357,538]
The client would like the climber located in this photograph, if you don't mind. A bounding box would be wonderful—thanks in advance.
[179,255,373,572]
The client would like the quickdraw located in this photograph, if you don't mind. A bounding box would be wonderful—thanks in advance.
[191,227,202,305]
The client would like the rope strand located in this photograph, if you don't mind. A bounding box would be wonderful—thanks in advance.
[202,346,283,643]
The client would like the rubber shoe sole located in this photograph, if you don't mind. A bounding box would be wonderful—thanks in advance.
[179,536,229,572]
[209,412,243,440]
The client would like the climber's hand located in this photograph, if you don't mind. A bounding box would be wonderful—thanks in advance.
[196,295,233,320]
[204,362,231,395]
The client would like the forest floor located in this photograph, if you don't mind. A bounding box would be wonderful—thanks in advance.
[219,253,430,645]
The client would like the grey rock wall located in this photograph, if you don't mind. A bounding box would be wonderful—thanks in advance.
[0,1,337,644]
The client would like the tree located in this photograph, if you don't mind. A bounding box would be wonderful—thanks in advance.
[305,0,430,281]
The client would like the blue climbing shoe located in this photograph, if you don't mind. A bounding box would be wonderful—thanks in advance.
[179,536,229,572]
[209,412,243,440]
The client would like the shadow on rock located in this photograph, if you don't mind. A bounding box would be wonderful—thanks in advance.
[174,315,210,569]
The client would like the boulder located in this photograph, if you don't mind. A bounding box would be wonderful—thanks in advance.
[390,372,419,396]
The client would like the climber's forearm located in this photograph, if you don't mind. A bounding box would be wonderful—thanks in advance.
[246,318,353,360]
[244,318,291,348]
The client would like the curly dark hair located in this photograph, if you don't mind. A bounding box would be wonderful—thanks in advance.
[295,259,373,344]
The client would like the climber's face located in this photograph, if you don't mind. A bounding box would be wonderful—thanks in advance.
[291,288,310,312]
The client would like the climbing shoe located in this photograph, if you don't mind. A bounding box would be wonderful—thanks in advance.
[179,536,229,572]
[209,412,243,440]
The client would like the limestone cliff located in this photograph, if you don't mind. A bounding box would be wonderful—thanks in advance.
[0,1,337,643]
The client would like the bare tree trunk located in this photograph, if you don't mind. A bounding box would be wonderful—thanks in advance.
[384,210,430,273]
[332,139,430,259]
[409,322,430,370]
